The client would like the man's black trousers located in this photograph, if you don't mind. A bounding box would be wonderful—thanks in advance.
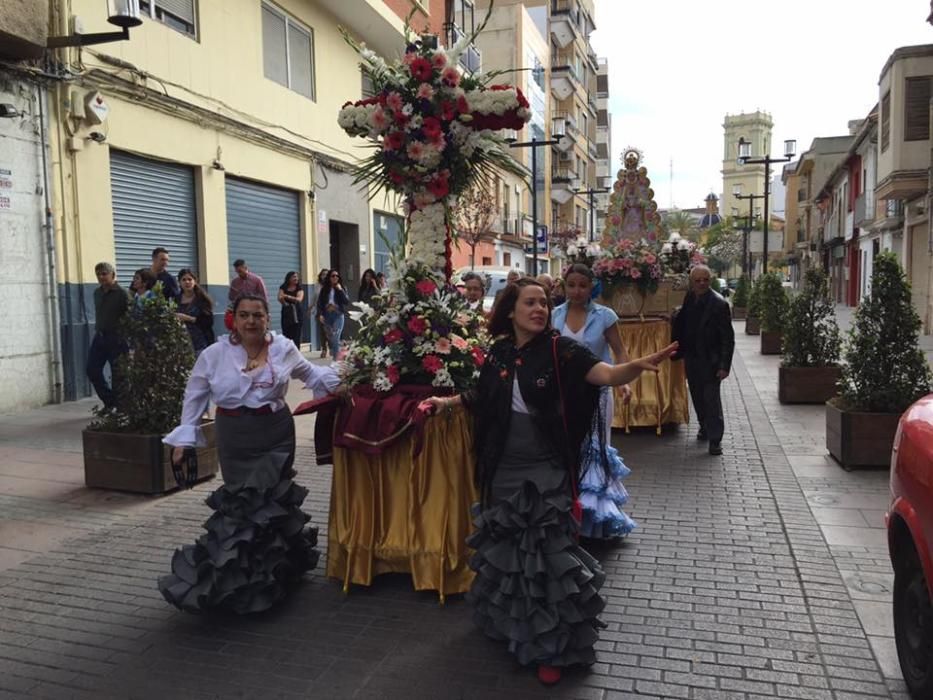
[685,358,724,443]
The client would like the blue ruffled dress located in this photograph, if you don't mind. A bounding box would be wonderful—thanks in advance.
[553,301,637,540]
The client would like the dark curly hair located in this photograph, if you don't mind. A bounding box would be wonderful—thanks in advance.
[487,277,551,338]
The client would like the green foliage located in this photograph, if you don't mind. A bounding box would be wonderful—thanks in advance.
[747,275,764,318]
[781,269,840,368]
[710,277,722,292]
[756,273,787,332]
[839,252,932,413]
[733,275,750,308]
[89,287,195,435]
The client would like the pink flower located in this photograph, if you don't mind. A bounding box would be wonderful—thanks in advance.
[416,83,435,100]
[450,334,468,351]
[385,92,403,112]
[406,140,425,161]
[620,258,633,268]
[434,337,452,354]
[644,253,657,264]
[422,355,443,374]
[384,131,405,151]
[415,279,437,296]
[630,268,642,279]
[370,107,389,131]
[431,51,448,70]
[611,215,621,226]
[407,316,428,335]
[441,67,461,87]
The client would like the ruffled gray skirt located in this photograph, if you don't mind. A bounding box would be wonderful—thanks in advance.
[466,411,607,667]
[157,409,319,614]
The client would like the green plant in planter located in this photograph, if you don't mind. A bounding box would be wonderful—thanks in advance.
[747,276,763,319]
[781,268,840,367]
[756,272,788,332]
[710,277,722,293]
[732,275,750,308]
[89,286,195,435]
[838,252,931,413]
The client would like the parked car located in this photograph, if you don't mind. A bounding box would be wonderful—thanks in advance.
[887,393,933,697]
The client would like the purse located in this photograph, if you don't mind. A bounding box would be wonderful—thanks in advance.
[284,302,300,326]
[552,336,583,528]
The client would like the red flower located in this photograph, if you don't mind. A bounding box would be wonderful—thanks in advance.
[407,316,428,335]
[422,355,444,374]
[394,110,409,127]
[384,328,404,344]
[441,67,461,87]
[472,347,486,367]
[409,57,433,82]
[389,171,406,185]
[422,117,442,139]
[384,131,406,151]
[427,175,449,199]
[456,95,470,114]
[386,364,400,384]
[440,101,457,121]
[415,279,437,296]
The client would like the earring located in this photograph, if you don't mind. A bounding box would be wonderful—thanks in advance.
[264,331,272,345]
[230,330,241,345]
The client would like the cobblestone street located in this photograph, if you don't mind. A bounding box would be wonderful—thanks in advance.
[0,325,910,699]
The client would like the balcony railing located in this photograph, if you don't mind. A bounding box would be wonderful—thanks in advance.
[551,54,582,86]
[551,0,580,25]
[884,199,905,218]
[552,165,577,182]
[552,110,578,136]
[587,140,598,159]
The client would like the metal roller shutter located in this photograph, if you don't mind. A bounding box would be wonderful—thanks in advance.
[110,151,198,288]
[225,177,301,330]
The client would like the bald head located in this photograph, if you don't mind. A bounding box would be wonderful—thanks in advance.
[536,273,553,291]
[689,265,712,296]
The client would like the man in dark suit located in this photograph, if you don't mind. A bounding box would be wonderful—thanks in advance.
[672,265,735,455]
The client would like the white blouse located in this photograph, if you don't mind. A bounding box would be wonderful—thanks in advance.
[163,333,341,448]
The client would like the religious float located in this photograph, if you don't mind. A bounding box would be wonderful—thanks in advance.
[587,149,696,433]
[298,11,528,599]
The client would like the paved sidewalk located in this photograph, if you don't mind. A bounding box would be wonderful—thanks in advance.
[0,341,909,698]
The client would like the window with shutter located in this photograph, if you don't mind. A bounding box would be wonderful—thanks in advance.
[139,0,197,38]
[261,2,316,101]
[905,76,932,141]
[881,90,891,152]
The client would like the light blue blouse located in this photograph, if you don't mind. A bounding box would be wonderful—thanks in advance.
[552,301,620,364]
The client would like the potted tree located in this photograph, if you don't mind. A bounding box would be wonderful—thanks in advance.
[826,253,932,469]
[779,268,841,403]
[745,276,762,335]
[757,272,787,354]
[732,275,750,320]
[83,288,218,493]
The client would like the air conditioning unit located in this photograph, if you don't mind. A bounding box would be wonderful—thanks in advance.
[559,151,573,162]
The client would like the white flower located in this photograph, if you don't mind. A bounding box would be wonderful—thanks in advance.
[661,243,673,254]
[431,368,454,388]
[373,373,393,392]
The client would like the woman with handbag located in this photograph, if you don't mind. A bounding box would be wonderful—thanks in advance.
[419,278,676,685]
[278,271,304,348]
[159,294,339,614]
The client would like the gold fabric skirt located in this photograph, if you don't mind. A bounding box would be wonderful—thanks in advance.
[327,405,478,597]
[612,319,690,433]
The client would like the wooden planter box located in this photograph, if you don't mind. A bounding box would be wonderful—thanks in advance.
[745,316,760,335]
[732,306,748,320]
[83,422,218,494]
[825,401,900,469]
[760,330,783,355]
[779,366,842,404]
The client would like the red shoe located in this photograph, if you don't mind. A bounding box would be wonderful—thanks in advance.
[537,665,561,685]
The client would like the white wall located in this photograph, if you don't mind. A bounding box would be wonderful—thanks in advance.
[0,77,54,411]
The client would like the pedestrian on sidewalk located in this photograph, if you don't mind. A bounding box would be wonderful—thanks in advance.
[228,259,268,304]
[87,262,129,408]
[175,268,215,357]
[159,294,340,614]
[671,264,735,456]
[278,271,304,349]
[419,278,677,686]
[552,263,636,540]
[150,247,180,302]
[316,269,349,360]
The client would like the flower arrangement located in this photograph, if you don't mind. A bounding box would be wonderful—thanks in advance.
[659,233,703,274]
[592,238,664,295]
[341,261,488,393]
[338,12,530,280]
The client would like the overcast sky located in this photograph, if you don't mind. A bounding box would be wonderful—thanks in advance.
[589,0,933,210]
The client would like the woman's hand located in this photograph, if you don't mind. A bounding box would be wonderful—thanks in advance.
[418,397,446,415]
[175,312,195,323]
[616,384,633,404]
[635,342,679,372]
[171,446,185,466]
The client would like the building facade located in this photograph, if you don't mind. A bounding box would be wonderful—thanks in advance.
[594,57,610,239]
[721,111,773,219]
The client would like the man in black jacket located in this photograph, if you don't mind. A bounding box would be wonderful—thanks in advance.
[671,265,735,455]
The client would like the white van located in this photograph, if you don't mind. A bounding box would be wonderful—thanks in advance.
[456,265,521,312]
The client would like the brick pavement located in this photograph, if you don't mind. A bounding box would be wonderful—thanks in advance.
[0,337,907,699]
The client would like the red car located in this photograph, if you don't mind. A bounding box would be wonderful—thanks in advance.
[888,393,933,697]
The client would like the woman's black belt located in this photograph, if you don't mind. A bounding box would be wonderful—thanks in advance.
[215,405,275,417]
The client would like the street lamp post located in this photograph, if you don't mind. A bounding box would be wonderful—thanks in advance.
[733,184,764,277]
[507,124,565,275]
[737,137,796,275]
[572,186,611,242]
